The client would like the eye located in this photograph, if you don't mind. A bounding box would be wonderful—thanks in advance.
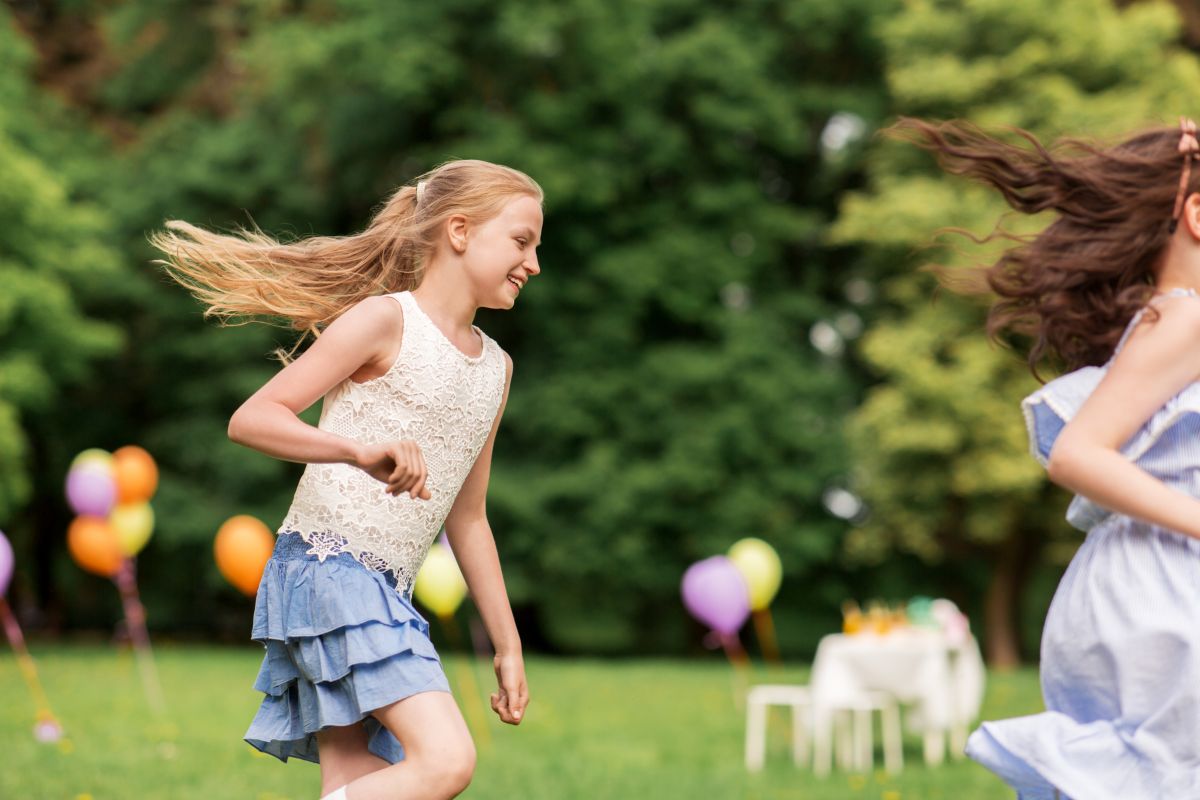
[516,238,528,248]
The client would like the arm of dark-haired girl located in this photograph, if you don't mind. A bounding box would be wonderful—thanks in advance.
[443,352,528,725]
[226,295,430,499]
[1048,295,1200,538]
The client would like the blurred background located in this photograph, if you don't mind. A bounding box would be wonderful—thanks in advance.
[3,0,1200,797]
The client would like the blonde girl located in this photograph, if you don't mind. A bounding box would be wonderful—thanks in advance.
[153,160,542,800]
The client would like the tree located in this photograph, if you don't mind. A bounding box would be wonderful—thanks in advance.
[0,11,123,620]
[830,0,1200,665]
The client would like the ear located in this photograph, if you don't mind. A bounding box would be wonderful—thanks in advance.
[1183,192,1200,241]
[445,214,469,254]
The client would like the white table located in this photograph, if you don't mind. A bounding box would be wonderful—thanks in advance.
[809,630,985,771]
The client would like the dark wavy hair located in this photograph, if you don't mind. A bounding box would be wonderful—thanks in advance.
[890,117,1193,376]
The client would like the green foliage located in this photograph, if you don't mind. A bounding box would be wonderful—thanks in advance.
[0,16,122,524]
[18,0,894,651]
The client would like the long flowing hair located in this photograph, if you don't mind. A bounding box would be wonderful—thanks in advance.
[151,159,543,353]
[890,118,1192,375]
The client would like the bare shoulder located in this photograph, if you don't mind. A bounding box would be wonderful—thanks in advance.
[333,294,405,337]
[1111,293,1200,395]
[1053,293,1200,456]
[1125,292,1200,355]
[323,294,406,383]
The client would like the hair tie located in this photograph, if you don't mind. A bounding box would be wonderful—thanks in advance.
[416,180,427,207]
[1169,117,1199,234]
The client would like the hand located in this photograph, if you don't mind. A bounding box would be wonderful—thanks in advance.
[491,652,528,725]
[355,440,432,499]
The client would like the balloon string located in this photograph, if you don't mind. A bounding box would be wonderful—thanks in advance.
[720,632,750,711]
[114,558,166,715]
[441,613,492,749]
[0,597,55,717]
[752,608,783,667]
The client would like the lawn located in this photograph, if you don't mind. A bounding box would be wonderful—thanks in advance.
[0,643,1039,799]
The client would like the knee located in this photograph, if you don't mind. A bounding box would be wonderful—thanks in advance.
[430,740,476,796]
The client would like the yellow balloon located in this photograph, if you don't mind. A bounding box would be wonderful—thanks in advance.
[727,537,782,611]
[413,544,467,619]
[110,502,155,556]
[71,448,113,473]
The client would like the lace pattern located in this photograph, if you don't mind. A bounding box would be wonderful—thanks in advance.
[278,292,506,596]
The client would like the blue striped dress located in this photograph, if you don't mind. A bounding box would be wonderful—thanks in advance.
[965,288,1200,798]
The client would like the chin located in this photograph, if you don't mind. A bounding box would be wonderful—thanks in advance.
[482,293,516,311]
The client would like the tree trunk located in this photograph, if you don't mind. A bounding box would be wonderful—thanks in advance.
[983,528,1037,669]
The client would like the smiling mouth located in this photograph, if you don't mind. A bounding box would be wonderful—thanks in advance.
[508,277,523,291]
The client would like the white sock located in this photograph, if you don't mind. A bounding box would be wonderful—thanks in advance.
[320,787,347,800]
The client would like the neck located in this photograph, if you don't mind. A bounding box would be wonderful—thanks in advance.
[1155,237,1200,294]
[410,261,478,331]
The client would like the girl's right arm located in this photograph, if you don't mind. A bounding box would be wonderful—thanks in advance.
[1048,293,1200,539]
[227,295,429,499]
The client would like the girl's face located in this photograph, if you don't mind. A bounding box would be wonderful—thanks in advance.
[461,195,543,310]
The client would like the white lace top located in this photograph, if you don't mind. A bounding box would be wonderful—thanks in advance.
[278,291,507,596]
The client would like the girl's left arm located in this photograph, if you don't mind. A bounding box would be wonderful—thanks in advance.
[444,351,528,725]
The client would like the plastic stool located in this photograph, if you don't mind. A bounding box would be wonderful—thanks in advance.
[744,685,812,772]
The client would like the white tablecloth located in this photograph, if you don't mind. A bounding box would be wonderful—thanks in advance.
[810,630,985,734]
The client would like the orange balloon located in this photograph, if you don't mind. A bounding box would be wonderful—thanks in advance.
[112,446,158,504]
[68,516,124,578]
[214,515,275,596]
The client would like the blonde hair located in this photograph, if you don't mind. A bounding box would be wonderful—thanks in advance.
[151,159,543,350]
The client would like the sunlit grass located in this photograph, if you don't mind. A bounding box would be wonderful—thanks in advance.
[0,643,1040,799]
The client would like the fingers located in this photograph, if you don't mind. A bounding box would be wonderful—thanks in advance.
[510,681,529,722]
[410,446,429,500]
[488,669,528,725]
[490,689,525,725]
[382,441,430,499]
[503,678,527,722]
[385,444,412,495]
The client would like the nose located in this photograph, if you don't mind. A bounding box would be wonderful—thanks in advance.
[525,251,541,276]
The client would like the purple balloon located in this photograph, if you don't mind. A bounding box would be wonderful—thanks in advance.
[65,465,116,517]
[681,556,750,636]
[0,530,11,596]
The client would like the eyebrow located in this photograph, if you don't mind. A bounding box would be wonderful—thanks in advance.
[514,227,541,246]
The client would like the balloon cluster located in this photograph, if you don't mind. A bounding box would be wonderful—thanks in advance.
[681,538,782,654]
[65,447,158,576]
[214,515,275,596]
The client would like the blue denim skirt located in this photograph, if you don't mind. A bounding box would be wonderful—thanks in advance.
[243,531,451,764]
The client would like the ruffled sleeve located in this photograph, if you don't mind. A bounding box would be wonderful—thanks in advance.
[1022,367,1111,531]
[1021,367,1106,467]
[1022,364,1200,531]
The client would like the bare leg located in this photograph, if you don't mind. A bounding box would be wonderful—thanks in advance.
[342,690,475,800]
[316,722,390,797]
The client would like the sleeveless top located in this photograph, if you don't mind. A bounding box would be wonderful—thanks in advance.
[1023,287,1200,531]
[278,291,507,596]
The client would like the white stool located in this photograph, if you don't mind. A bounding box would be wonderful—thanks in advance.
[813,691,903,775]
[744,685,812,772]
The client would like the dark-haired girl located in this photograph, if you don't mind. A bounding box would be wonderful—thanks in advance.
[898,118,1200,799]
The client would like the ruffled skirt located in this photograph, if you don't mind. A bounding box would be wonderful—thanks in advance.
[244,531,451,764]
[965,516,1200,799]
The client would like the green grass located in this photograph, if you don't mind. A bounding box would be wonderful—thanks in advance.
[0,644,1041,799]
